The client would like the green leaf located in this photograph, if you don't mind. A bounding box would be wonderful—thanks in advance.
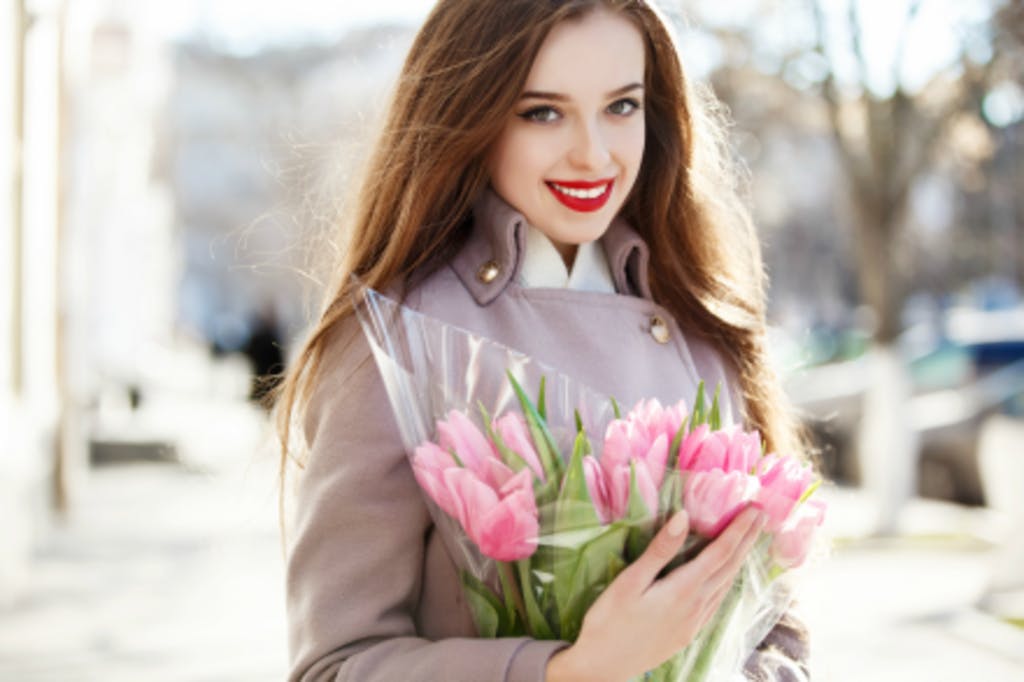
[516,559,556,639]
[709,383,722,431]
[689,381,706,429]
[533,474,561,510]
[556,431,602,531]
[797,478,822,505]
[537,376,547,421]
[447,447,466,469]
[610,396,622,420]
[507,371,563,482]
[496,561,524,634]
[574,409,583,436]
[551,431,605,634]
[461,571,504,638]
[657,470,683,521]
[667,414,688,470]
[559,523,629,641]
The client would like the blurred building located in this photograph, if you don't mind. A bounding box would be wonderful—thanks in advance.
[2,0,64,607]
[0,1,417,606]
[162,23,414,351]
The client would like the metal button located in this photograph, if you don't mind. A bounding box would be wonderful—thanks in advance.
[477,260,501,284]
[649,315,670,344]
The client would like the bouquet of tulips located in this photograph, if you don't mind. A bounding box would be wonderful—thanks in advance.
[355,285,825,681]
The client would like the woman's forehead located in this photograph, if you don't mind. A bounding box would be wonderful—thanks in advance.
[522,10,646,95]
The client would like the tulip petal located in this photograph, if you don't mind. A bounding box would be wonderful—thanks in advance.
[493,413,546,482]
[772,498,826,568]
[438,410,496,474]
[412,442,460,519]
[684,469,759,537]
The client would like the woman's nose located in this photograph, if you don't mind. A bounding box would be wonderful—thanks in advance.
[567,119,612,170]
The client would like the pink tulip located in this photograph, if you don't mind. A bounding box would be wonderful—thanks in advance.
[437,409,499,478]
[677,424,761,474]
[413,440,539,562]
[600,401,678,510]
[683,469,760,538]
[412,411,541,561]
[607,458,660,521]
[754,454,816,532]
[583,455,612,524]
[446,467,539,561]
[492,413,546,482]
[585,451,663,524]
[411,442,461,520]
[772,498,826,569]
[626,399,688,452]
[599,426,666,519]
[603,422,670,487]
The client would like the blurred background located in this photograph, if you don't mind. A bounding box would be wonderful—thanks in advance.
[0,0,1022,680]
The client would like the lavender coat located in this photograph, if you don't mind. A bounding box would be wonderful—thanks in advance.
[285,190,809,681]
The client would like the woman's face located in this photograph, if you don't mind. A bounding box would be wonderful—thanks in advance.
[486,9,646,264]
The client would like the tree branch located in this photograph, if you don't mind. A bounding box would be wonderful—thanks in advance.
[892,0,924,92]
[848,0,871,90]
[811,0,869,193]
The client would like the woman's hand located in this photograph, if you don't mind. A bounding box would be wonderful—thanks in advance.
[545,506,766,682]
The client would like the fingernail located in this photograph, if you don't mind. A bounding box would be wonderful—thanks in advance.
[667,510,688,537]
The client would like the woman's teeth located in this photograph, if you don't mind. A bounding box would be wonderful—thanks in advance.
[550,183,609,199]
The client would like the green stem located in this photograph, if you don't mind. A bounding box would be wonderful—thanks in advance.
[687,574,746,682]
[498,561,529,636]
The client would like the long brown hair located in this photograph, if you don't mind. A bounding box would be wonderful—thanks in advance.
[271,0,807,501]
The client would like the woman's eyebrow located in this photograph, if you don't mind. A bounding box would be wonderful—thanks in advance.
[519,82,644,101]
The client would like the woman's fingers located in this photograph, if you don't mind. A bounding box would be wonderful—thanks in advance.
[704,510,764,587]
[615,510,691,592]
[660,507,763,599]
[693,507,763,577]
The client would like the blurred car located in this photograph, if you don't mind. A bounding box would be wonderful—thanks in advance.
[785,306,1024,505]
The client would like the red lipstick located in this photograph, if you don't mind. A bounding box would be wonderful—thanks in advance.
[545,178,614,213]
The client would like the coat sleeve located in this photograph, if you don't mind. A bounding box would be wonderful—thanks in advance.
[284,317,567,682]
[743,610,812,681]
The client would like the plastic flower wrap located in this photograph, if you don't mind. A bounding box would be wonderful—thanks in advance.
[354,284,825,681]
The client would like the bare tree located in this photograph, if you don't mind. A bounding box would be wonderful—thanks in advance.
[690,0,1022,530]
[807,0,1015,341]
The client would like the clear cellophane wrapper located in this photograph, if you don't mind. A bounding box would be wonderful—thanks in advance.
[354,284,799,681]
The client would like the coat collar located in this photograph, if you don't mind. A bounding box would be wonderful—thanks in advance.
[451,188,653,305]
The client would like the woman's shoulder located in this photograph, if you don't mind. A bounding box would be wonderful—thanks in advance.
[300,311,380,445]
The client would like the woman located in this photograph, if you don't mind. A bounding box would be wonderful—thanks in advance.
[274,1,812,680]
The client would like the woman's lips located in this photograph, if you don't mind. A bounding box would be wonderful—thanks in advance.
[545,179,614,213]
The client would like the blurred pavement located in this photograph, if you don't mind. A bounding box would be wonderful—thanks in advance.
[804,487,1024,682]
[0,419,288,682]
[0,430,1022,680]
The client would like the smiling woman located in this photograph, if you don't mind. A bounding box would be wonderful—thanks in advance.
[486,9,646,266]
[273,1,812,681]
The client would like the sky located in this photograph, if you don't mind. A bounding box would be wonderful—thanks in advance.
[130,0,1017,115]
[146,0,993,88]
[146,0,436,51]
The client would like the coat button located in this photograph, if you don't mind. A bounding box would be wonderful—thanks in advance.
[477,260,500,284]
[649,315,670,344]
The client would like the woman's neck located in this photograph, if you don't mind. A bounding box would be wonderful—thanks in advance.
[556,243,579,270]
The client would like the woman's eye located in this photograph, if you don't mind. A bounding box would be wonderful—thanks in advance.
[607,98,641,116]
[518,106,561,124]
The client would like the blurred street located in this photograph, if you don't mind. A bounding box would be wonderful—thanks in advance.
[1,410,1022,681]
[804,489,1024,681]
[0,410,288,682]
